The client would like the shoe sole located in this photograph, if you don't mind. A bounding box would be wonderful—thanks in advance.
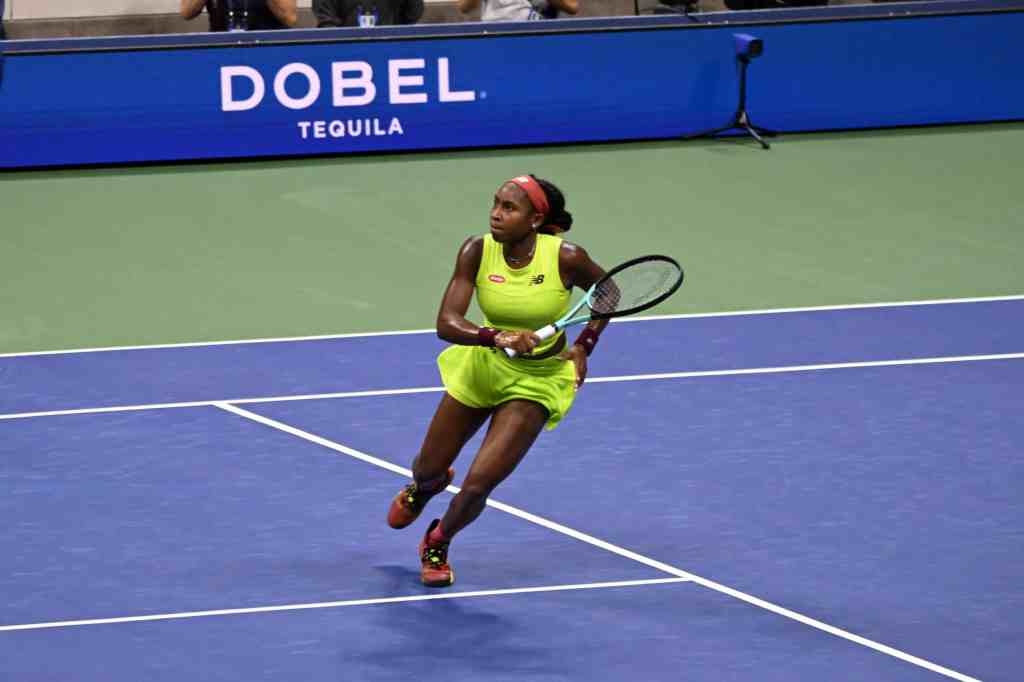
[421,569,455,588]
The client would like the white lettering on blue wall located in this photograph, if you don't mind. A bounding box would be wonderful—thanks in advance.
[221,59,475,112]
[296,118,405,139]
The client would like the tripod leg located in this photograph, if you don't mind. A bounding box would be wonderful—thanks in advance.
[683,124,739,141]
[750,124,777,137]
[745,124,771,150]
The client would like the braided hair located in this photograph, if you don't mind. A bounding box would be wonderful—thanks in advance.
[531,175,574,234]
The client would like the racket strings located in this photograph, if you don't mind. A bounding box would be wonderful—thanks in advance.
[591,280,622,315]
[592,261,679,315]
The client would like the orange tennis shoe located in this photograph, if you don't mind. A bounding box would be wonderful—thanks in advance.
[419,519,455,587]
[387,468,454,529]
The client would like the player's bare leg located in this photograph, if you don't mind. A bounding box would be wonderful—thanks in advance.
[420,399,548,586]
[387,394,490,529]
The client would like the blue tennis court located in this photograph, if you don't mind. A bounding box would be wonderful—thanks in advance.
[1,298,1021,682]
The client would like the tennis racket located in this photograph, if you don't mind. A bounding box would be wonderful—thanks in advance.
[504,254,684,358]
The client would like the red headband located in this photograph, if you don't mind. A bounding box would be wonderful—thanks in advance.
[507,175,550,217]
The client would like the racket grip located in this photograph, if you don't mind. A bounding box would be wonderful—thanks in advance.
[503,324,559,358]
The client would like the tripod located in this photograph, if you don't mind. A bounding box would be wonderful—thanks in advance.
[685,54,776,149]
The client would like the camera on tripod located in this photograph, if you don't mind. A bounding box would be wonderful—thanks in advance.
[683,32,776,149]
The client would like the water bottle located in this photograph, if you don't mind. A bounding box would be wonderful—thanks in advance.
[227,0,248,31]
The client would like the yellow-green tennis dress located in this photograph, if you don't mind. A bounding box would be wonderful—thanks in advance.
[437,233,577,429]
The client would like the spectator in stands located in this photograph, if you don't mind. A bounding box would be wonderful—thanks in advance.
[456,0,578,21]
[180,0,298,31]
[313,0,423,27]
[0,0,6,41]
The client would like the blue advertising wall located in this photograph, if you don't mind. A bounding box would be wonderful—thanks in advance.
[0,5,1021,169]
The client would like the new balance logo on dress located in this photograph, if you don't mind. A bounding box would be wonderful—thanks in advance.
[529,274,545,285]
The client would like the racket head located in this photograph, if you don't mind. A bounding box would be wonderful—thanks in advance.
[587,255,684,320]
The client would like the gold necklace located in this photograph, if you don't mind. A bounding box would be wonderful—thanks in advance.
[506,236,536,264]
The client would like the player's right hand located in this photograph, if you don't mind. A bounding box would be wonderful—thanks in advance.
[496,330,541,355]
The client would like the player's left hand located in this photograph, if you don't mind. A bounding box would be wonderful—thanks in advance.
[561,343,588,389]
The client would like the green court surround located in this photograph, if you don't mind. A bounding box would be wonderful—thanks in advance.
[2,123,1022,353]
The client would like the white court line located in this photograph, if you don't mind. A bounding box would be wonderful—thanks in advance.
[0,386,446,421]
[2,351,1022,422]
[214,403,694,579]
[1,294,1021,359]
[585,352,1024,385]
[614,293,1024,324]
[0,327,436,359]
[0,578,688,633]
[214,403,981,682]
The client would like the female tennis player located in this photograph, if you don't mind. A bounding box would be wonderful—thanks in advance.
[387,174,609,587]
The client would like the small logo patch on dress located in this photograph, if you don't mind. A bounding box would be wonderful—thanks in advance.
[488,274,506,283]
[529,274,545,285]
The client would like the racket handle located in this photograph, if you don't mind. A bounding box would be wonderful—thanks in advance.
[503,324,559,358]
